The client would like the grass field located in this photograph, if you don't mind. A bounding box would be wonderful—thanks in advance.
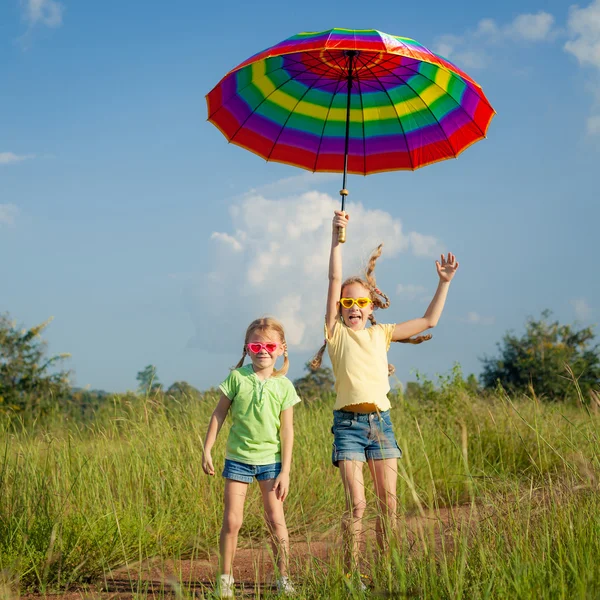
[1,375,599,598]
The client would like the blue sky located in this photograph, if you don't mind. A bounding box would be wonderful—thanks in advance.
[1,0,599,392]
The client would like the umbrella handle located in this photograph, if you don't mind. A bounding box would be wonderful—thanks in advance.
[338,189,348,243]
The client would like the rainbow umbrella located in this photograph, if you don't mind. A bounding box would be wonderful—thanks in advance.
[206,28,495,241]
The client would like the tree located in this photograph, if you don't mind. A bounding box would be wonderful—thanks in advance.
[481,310,600,401]
[136,364,161,394]
[166,381,201,398]
[294,361,335,398]
[0,313,70,411]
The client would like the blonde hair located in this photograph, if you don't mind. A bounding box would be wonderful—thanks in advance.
[310,244,431,373]
[234,317,290,377]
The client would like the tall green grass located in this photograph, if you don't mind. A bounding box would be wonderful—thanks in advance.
[0,376,598,598]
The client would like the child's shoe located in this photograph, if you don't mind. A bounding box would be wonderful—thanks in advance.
[345,572,369,592]
[217,574,235,598]
[276,575,296,595]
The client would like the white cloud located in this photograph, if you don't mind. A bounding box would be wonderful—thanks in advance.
[396,283,426,300]
[565,0,600,69]
[0,152,34,165]
[506,12,556,41]
[564,0,600,133]
[248,172,338,197]
[435,11,557,69]
[0,204,18,226]
[571,298,592,320]
[588,114,600,134]
[184,190,440,352]
[210,231,243,252]
[408,232,442,258]
[461,311,495,325]
[22,0,64,27]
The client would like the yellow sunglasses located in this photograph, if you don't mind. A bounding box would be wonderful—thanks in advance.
[340,297,372,309]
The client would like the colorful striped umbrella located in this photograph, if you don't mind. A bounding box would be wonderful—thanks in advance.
[206,28,495,241]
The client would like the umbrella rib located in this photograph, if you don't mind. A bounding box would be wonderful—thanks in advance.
[212,55,332,124]
[371,58,459,157]
[358,59,415,171]
[227,73,299,144]
[392,58,488,141]
[312,53,347,173]
[265,67,334,162]
[209,60,292,120]
[282,53,336,78]
[354,54,367,176]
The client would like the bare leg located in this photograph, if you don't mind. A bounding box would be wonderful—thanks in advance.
[338,460,367,571]
[219,479,248,576]
[259,478,290,577]
[368,458,398,552]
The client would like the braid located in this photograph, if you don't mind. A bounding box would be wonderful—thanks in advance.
[365,244,383,288]
[274,343,290,376]
[233,347,247,369]
[394,334,432,345]
[373,287,390,309]
[364,244,390,315]
[310,340,327,371]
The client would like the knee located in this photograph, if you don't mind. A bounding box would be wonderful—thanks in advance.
[385,492,397,514]
[222,513,243,535]
[264,511,286,532]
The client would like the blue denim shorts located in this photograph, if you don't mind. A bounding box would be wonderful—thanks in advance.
[222,459,281,483]
[331,409,402,467]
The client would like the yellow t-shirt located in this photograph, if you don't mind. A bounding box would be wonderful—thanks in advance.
[325,318,395,411]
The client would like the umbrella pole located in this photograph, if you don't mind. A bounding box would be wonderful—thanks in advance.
[338,50,356,244]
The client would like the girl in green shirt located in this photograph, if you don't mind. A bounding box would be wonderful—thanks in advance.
[202,317,300,598]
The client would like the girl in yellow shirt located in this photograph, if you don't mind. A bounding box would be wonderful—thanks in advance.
[311,210,459,584]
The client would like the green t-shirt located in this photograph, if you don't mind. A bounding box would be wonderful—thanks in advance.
[220,365,301,465]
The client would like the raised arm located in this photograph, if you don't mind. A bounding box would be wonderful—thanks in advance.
[201,394,232,476]
[325,211,348,338]
[392,253,459,341]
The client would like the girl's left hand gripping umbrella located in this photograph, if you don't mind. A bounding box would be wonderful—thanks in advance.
[206,28,495,242]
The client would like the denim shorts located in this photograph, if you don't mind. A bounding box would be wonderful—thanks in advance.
[222,459,281,483]
[331,409,402,467]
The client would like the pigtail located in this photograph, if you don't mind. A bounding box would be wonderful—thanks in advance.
[365,244,383,288]
[233,346,247,370]
[395,334,432,345]
[364,245,391,315]
[310,340,327,371]
[274,343,290,377]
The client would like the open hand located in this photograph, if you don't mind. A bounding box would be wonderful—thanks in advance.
[332,210,348,233]
[273,472,290,501]
[202,452,215,476]
[436,252,459,282]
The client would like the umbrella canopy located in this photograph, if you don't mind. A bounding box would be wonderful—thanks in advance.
[206,28,495,175]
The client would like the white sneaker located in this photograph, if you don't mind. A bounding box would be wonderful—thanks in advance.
[345,572,369,592]
[217,574,234,598]
[276,576,296,595]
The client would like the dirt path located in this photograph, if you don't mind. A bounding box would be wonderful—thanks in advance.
[20,505,479,599]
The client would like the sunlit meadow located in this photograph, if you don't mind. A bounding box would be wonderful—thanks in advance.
[1,371,599,599]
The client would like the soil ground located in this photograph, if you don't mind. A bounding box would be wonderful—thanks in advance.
[18,505,479,599]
